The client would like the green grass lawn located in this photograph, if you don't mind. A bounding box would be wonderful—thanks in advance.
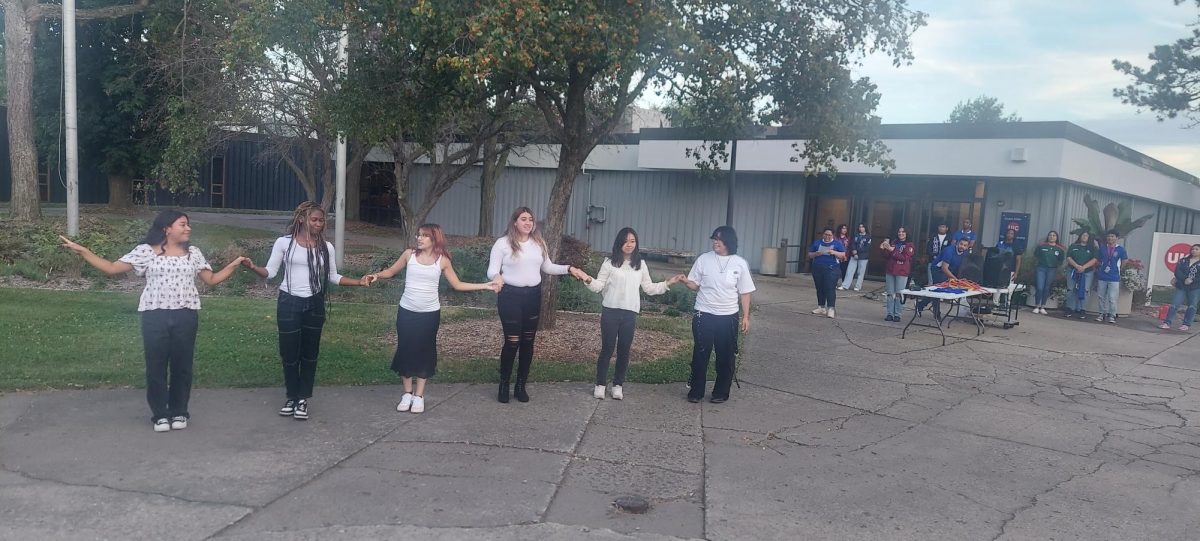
[0,288,693,391]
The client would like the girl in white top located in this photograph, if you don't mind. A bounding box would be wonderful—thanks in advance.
[60,210,248,432]
[681,226,755,404]
[366,224,501,414]
[575,227,683,400]
[486,206,583,403]
[243,201,371,421]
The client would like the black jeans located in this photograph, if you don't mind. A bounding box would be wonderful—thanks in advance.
[497,285,541,382]
[140,309,199,421]
[277,291,326,400]
[596,307,637,386]
[812,264,839,308]
[688,311,739,400]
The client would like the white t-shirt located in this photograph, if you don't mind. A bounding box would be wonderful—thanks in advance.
[119,244,212,312]
[585,258,670,313]
[688,251,756,315]
[399,254,442,313]
[265,236,345,298]
[486,237,570,287]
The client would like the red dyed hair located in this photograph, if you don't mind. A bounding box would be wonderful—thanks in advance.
[413,223,451,261]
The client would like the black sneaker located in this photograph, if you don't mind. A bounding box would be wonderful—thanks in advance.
[710,396,728,404]
[293,400,309,420]
[687,395,702,403]
[279,399,296,416]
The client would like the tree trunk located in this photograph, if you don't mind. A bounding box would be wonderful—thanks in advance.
[478,138,508,237]
[5,1,41,221]
[345,143,367,221]
[107,173,134,209]
[538,147,587,329]
[391,148,415,240]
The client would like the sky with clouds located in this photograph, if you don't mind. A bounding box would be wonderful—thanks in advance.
[855,0,1200,177]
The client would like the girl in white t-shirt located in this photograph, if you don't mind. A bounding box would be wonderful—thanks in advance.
[366,224,501,414]
[486,206,583,403]
[681,226,756,404]
[575,227,683,400]
[61,210,249,432]
[242,202,371,421]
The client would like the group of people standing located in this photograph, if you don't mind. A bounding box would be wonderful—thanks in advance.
[61,203,755,432]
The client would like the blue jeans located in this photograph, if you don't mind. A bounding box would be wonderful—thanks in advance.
[1163,288,1200,326]
[813,264,839,308]
[842,258,869,290]
[1096,280,1120,317]
[1034,266,1056,306]
[885,274,908,318]
[1064,270,1093,313]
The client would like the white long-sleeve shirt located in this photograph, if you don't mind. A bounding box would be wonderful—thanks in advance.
[585,258,670,313]
[487,237,569,287]
[265,236,345,297]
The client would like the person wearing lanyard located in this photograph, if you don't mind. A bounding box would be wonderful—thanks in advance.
[1094,230,1128,324]
[1160,244,1200,331]
[681,226,755,404]
[1063,232,1096,319]
[839,223,872,292]
[807,227,847,318]
[881,226,915,322]
[1031,231,1066,315]
[927,222,951,286]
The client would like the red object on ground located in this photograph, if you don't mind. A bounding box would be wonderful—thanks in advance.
[1159,304,1171,321]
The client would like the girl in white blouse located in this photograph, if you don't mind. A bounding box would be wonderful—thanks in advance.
[242,202,371,421]
[61,210,248,432]
[486,206,583,403]
[366,224,501,414]
[576,228,683,400]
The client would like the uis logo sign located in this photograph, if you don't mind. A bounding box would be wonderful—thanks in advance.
[1165,243,1192,272]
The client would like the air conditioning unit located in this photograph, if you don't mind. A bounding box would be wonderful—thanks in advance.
[1010,147,1028,162]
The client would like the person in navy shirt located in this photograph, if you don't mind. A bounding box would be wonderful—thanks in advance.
[915,237,970,319]
[952,218,977,250]
[807,227,846,318]
[1094,229,1128,324]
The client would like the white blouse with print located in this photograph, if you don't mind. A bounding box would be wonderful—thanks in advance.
[118,244,212,311]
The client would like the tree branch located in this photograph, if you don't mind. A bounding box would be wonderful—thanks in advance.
[35,0,151,21]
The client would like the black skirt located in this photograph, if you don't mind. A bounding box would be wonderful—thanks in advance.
[390,306,441,379]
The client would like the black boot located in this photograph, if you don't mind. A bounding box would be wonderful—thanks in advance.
[498,381,510,403]
[514,379,530,403]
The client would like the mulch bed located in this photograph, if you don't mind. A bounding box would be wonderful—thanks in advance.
[382,311,686,364]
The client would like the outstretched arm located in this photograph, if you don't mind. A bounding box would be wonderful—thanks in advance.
[60,236,133,276]
[200,256,249,286]
[442,258,501,292]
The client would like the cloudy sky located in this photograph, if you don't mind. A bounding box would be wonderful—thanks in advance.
[856,0,1200,176]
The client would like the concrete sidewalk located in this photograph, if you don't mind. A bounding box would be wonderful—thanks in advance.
[3,278,1200,540]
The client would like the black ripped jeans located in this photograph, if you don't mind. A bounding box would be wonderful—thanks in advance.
[497,285,541,383]
[277,291,326,400]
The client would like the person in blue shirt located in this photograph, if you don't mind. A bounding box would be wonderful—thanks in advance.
[807,227,846,318]
[915,237,970,319]
[952,218,977,250]
[1094,229,1128,324]
[995,227,1023,274]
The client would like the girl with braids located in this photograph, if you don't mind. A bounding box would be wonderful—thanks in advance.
[60,210,249,432]
[243,201,371,420]
[486,206,583,403]
[365,224,502,413]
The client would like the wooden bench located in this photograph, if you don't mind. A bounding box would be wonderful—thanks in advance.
[640,248,697,265]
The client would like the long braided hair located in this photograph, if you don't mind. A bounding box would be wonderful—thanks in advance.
[284,201,330,295]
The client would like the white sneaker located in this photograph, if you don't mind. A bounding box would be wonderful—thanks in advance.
[827,307,836,319]
[837,285,846,290]
[170,416,188,430]
[593,385,606,399]
[854,287,862,291]
[812,306,827,315]
[397,392,414,412]
[611,385,623,400]
[410,396,425,414]
[153,418,170,433]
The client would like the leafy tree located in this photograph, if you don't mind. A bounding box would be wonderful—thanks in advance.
[946,95,1021,123]
[1113,0,1200,126]
[461,0,926,327]
[3,0,152,220]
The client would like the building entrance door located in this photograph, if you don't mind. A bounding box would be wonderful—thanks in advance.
[867,199,920,276]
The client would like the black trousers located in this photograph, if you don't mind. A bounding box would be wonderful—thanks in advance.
[140,309,199,421]
[596,307,637,386]
[688,311,739,401]
[812,264,839,308]
[497,285,541,382]
[277,291,326,400]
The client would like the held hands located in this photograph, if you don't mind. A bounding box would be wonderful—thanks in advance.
[666,273,687,285]
[487,275,504,293]
[569,266,592,283]
[360,274,376,287]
